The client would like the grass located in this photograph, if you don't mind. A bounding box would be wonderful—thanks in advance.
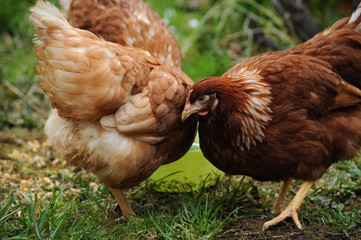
[1,132,360,239]
[1,0,361,239]
[0,0,49,129]
[2,143,360,239]
[0,143,257,239]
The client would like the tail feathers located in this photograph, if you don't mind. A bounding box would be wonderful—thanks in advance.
[324,2,361,34]
[348,3,361,25]
[348,3,361,30]
[59,0,72,18]
[29,0,72,44]
[29,0,130,120]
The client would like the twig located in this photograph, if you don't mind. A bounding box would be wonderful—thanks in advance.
[4,80,46,115]
[0,208,21,222]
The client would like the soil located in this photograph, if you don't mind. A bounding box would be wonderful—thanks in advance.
[218,217,360,240]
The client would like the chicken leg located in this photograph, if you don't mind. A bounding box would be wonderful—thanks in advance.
[263,181,315,230]
[271,178,293,214]
[108,187,135,221]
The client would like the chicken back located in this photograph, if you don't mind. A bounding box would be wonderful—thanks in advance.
[30,0,197,220]
[60,0,182,68]
[182,4,361,230]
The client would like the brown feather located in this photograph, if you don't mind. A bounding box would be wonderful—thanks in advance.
[332,81,361,109]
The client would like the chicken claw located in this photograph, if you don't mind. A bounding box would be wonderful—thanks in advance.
[263,181,315,230]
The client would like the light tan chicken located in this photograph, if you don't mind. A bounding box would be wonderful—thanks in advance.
[29,0,197,220]
[59,0,182,68]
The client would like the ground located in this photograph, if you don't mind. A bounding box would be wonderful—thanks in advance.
[220,218,359,240]
[1,128,360,239]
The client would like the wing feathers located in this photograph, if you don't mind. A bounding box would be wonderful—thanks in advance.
[332,81,361,110]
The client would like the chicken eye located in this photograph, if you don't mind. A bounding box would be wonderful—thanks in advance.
[198,95,210,103]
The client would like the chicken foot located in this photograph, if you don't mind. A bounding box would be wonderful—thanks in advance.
[263,180,315,230]
[271,178,293,214]
[108,187,135,221]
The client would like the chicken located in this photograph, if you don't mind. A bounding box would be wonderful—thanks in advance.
[59,0,182,68]
[29,0,197,220]
[181,3,361,230]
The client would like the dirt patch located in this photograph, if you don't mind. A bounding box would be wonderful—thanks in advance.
[218,217,359,239]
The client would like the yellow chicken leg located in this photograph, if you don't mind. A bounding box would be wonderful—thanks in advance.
[271,178,293,214]
[108,187,135,221]
[263,181,315,230]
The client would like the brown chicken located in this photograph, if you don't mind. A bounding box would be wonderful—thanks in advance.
[59,0,182,68]
[182,4,361,230]
[29,0,197,220]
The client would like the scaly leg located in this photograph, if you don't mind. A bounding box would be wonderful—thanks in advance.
[271,178,293,214]
[263,181,315,230]
[108,187,135,221]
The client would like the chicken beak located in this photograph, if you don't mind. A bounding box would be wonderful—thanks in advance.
[181,103,201,121]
